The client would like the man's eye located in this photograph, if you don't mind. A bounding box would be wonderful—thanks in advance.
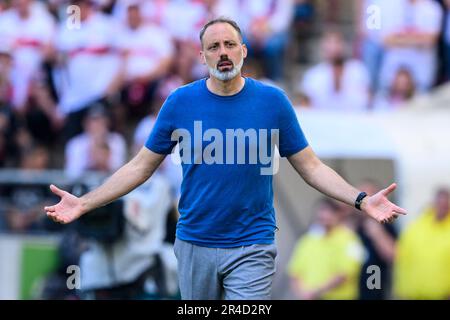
[227,43,236,47]
[209,45,218,50]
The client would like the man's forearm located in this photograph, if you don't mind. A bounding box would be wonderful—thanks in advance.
[302,162,360,208]
[288,147,361,208]
[80,149,165,214]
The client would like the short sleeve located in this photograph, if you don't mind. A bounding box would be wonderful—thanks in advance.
[145,92,178,154]
[277,90,309,157]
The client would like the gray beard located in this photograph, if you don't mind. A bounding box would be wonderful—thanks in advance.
[208,58,244,81]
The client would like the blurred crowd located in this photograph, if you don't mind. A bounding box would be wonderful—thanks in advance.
[0,0,449,169]
[0,0,449,165]
[0,0,449,300]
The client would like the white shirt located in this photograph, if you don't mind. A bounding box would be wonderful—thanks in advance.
[64,131,127,180]
[118,23,173,80]
[301,60,370,112]
[56,13,121,114]
[229,0,294,35]
[0,5,55,108]
[161,0,208,42]
[379,0,443,91]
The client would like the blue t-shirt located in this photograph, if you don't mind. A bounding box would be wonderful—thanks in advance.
[145,77,308,247]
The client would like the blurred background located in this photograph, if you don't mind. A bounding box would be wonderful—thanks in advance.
[0,0,449,300]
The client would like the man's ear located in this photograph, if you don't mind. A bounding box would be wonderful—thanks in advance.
[200,50,206,65]
[242,43,248,59]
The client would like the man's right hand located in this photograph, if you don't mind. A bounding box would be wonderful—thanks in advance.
[44,148,165,224]
[45,184,85,224]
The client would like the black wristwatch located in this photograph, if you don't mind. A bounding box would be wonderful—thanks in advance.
[355,192,368,211]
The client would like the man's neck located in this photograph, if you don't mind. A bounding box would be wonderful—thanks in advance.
[206,75,245,96]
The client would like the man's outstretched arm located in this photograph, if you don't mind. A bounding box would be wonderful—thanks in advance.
[287,146,407,223]
[45,147,166,224]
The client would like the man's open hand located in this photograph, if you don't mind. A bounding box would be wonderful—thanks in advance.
[362,183,407,224]
[44,184,85,224]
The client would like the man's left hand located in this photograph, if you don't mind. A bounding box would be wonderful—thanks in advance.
[361,183,407,224]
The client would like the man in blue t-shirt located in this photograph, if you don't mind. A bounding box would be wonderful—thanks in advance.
[45,18,407,300]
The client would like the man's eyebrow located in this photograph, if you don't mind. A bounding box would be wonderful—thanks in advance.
[207,41,219,47]
[207,39,237,45]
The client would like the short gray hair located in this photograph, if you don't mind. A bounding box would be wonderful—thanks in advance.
[199,17,243,46]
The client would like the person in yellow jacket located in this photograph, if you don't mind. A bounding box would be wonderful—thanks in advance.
[288,198,365,300]
[394,188,450,300]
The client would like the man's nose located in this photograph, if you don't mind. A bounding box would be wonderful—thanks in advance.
[218,44,229,57]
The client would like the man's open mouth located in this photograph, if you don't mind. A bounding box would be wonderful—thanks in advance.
[217,61,233,69]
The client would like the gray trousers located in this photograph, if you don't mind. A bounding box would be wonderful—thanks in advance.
[173,238,277,300]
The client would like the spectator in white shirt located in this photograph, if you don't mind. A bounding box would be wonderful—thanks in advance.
[117,2,174,119]
[0,0,55,111]
[299,31,371,112]
[55,0,122,140]
[64,104,127,180]
[160,0,209,43]
[379,0,443,92]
